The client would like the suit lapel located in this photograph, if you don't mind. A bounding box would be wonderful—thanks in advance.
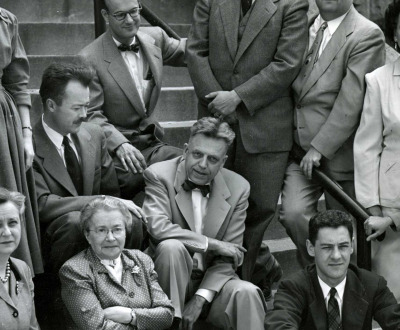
[73,126,96,195]
[219,0,240,62]
[34,121,78,196]
[174,160,196,231]
[309,267,328,329]
[234,0,277,67]
[102,31,147,118]
[300,7,356,99]
[202,172,231,239]
[342,268,369,329]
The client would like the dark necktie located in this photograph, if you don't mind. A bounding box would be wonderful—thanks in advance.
[118,41,140,53]
[299,21,328,82]
[63,136,83,195]
[328,287,342,330]
[182,180,210,197]
[241,0,252,16]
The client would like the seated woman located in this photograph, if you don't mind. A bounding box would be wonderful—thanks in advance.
[0,188,39,329]
[59,196,173,329]
[354,0,400,302]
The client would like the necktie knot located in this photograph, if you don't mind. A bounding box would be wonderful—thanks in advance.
[118,41,140,53]
[182,180,210,197]
[320,21,328,32]
[62,136,70,147]
[329,287,337,297]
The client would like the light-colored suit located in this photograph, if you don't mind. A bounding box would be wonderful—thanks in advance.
[79,28,185,153]
[186,0,309,283]
[143,157,266,329]
[0,258,39,330]
[354,57,400,301]
[33,121,142,272]
[280,6,386,266]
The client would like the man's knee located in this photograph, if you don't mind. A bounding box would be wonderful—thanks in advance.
[279,199,306,227]
[155,239,188,257]
[224,279,262,299]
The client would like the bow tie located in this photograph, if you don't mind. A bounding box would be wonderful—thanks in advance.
[118,41,140,53]
[182,180,210,197]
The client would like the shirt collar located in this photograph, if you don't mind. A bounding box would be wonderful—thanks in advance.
[100,256,122,269]
[42,115,72,150]
[318,275,347,302]
[314,8,350,37]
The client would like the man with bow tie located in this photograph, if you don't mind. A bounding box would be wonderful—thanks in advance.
[143,117,266,330]
[79,0,186,200]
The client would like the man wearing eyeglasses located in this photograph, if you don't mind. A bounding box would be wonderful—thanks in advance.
[79,0,186,201]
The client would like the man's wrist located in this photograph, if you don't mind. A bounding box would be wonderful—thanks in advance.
[230,90,242,105]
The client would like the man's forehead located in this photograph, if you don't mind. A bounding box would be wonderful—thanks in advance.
[106,0,139,11]
[316,226,352,244]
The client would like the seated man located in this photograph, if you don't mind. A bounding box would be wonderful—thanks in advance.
[143,117,266,330]
[265,210,400,329]
[79,0,186,199]
[32,62,144,273]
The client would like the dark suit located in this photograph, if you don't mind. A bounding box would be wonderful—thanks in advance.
[280,6,386,266]
[186,0,309,283]
[33,121,143,272]
[79,27,186,198]
[143,157,266,328]
[265,264,400,329]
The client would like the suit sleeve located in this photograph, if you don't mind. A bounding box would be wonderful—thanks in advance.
[157,27,187,67]
[134,253,174,329]
[264,278,306,329]
[33,159,95,223]
[372,276,400,329]
[143,167,208,253]
[354,73,382,208]
[233,0,309,115]
[199,181,249,293]
[79,54,130,153]
[60,263,132,330]
[25,265,40,330]
[311,26,385,159]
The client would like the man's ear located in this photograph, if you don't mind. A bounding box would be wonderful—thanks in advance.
[182,143,188,158]
[101,9,109,24]
[46,99,56,113]
[350,236,354,255]
[221,154,228,168]
[306,239,315,257]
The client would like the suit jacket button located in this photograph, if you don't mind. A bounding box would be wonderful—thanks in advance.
[296,104,301,109]
[13,311,18,317]
[233,69,239,74]
[129,292,135,298]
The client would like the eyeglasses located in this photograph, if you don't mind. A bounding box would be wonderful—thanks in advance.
[88,227,125,239]
[109,5,142,21]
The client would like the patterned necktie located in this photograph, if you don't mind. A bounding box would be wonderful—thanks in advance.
[182,180,210,197]
[241,0,252,16]
[118,41,140,53]
[299,21,328,82]
[328,287,342,330]
[63,136,83,195]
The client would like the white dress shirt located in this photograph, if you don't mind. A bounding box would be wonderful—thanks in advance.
[113,36,151,110]
[318,275,346,319]
[309,9,350,57]
[100,256,123,284]
[190,188,216,303]
[42,115,80,166]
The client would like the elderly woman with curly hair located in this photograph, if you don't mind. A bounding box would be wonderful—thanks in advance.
[59,196,174,329]
[354,0,400,302]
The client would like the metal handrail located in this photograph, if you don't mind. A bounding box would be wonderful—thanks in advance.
[93,0,180,40]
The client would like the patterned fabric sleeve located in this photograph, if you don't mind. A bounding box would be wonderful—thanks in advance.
[60,262,132,330]
[134,252,174,330]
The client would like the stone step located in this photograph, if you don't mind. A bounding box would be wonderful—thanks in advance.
[28,56,192,88]
[2,0,195,24]
[20,23,191,56]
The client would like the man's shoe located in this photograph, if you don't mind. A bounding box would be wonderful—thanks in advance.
[262,258,283,300]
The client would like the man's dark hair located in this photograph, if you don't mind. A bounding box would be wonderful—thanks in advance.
[308,210,353,245]
[39,60,94,107]
[190,117,235,148]
[385,0,400,46]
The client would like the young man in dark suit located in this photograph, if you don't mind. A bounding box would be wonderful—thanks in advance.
[266,210,400,329]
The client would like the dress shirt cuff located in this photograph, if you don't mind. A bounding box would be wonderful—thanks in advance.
[196,289,216,303]
[203,236,208,253]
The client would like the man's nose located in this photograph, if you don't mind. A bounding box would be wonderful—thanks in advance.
[198,156,207,168]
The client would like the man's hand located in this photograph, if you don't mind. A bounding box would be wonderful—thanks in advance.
[180,295,206,330]
[364,216,393,241]
[300,147,322,180]
[205,90,241,118]
[118,199,146,223]
[207,238,246,269]
[22,129,35,170]
[115,143,147,174]
[103,306,132,324]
